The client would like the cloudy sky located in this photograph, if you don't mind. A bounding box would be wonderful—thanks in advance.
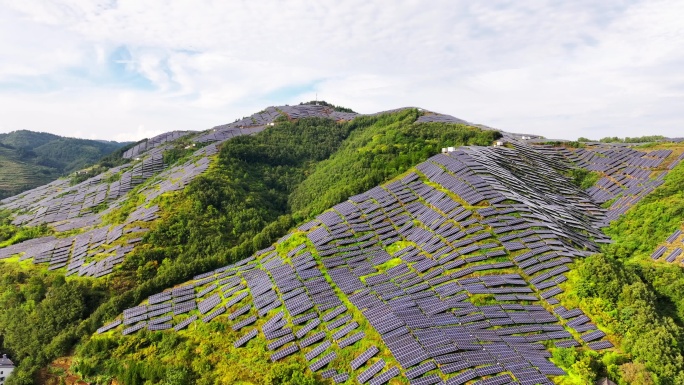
[0,0,682,141]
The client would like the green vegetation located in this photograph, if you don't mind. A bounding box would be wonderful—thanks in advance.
[162,146,194,166]
[578,135,667,143]
[0,209,52,247]
[73,313,326,385]
[289,113,500,218]
[97,140,144,168]
[542,141,583,148]
[604,162,684,256]
[0,130,129,198]
[551,347,651,385]
[148,116,353,261]
[567,168,601,190]
[562,254,684,384]
[3,118,680,385]
[299,100,356,113]
[160,135,199,167]
[557,162,684,385]
[69,165,110,185]
[0,212,17,244]
[0,263,111,385]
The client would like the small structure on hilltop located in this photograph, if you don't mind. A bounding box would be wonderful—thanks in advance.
[0,354,14,385]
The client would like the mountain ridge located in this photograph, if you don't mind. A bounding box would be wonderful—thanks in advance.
[0,104,683,385]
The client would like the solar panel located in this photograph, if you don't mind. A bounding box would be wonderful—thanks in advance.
[357,359,386,383]
[232,316,257,331]
[323,304,348,321]
[409,374,443,385]
[580,330,606,342]
[148,323,172,331]
[368,367,400,385]
[267,333,295,351]
[405,361,437,379]
[173,315,198,331]
[309,351,337,372]
[588,340,613,350]
[202,306,226,323]
[332,373,350,383]
[295,318,321,339]
[300,331,326,348]
[122,322,147,335]
[149,315,173,325]
[305,340,331,361]
[271,344,299,362]
[338,331,365,349]
[96,319,122,334]
[350,346,380,370]
[293,312,318,325]
[85,138,655,385]
[233,329,258,348]
[327,315,353,330]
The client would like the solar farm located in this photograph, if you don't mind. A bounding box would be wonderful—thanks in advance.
[1,105,683,384]
[96,136,682,383]
[0,105,361,277]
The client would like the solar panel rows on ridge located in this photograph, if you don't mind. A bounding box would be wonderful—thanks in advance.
[96,139,648,383]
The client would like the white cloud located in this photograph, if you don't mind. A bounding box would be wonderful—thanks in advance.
[0,0,682,141]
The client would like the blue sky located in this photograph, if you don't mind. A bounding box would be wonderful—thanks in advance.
[0,0,682,141]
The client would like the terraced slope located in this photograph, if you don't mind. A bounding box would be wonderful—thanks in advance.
[0,130,129,198]
[0,138,244,279]
[88,141,684,385]
[0,146,56,198]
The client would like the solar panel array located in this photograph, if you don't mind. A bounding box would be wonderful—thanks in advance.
[534,143,682,226]
[3,107,677,236]
[415,113,467,125]
[139,156,212,203]
[0,223,146,277]
[0,151,165,229]
[3,107,679,382]
[0,119,275,279]
[0,122,257,232]
[101,140,676,383]
[122,131,194,159]
[303,169,592,383]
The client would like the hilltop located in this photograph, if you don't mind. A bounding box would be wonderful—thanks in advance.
[0,130,130,199]
[0,104,683,385]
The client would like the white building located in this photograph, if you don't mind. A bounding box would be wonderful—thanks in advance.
[0,354,14,385]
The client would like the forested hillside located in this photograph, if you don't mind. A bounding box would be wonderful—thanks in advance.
[0,130,129,199]
[0,104,683,385]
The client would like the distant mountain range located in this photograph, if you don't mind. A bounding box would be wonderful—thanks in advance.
[0,130,130,199]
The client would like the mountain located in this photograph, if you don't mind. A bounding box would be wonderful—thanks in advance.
[0,130,131,199]
[0,104,683,385]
